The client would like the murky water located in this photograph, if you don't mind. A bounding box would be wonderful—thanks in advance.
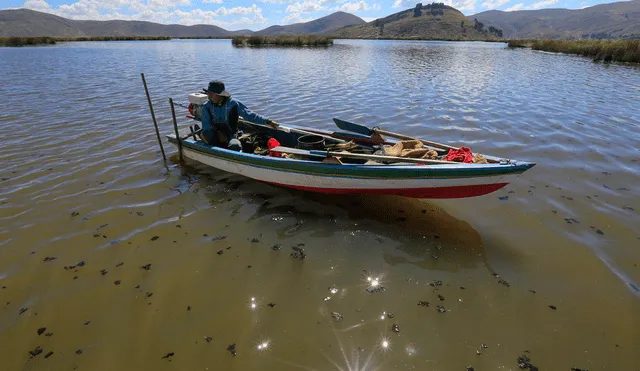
[1,39,639,370]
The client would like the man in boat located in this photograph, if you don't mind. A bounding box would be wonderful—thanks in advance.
[198,81,278,150]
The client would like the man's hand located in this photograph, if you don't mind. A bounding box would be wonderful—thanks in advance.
[267,119,279,129]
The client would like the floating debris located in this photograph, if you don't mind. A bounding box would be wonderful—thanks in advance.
[84,321,91,326]
[251,238,260,243]
[136,212,144,216]
[290,246,306,260]
[328,286,338,294]
[161,352,174,360]
[71,212,80,217]
[428,280,443,287]
[100,269,108,276]
[528,289,537,294]
[37,327,46,335]
[564,218,580,224]
[498,196,509,201]
[217,250,224,255]
[19,307,28,315]
[549,305,557,310]
[386,312,395,319]
[115,262,124,267]
[64,260,86,270]
[466,367,475,371]
[44,351,54,359]
[227,343,237,357]
[517,354,539,370]
[271,244,282,251]
[498,279,511,287]
[114,280,121,286]
[418,301,430,307]
[331,312,344,321]
[267,303,276,308]
[436,305,446,313]
[44,332,53,337]
[43,256,57,262]
[205,336,212,343]
[145,292,153,298]
[391,324,400,334]
[76,349,83,355]
[28,346,43,358]
[140,264,152,271]
[481,343,488,349]
[150,236,159,241]
[590,226,604,235]
[212,235,227,242]
[437,295,445,301]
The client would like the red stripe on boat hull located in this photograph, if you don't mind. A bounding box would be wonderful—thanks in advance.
[263,182,509,199]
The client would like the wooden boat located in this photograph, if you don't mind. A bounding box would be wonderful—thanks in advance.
[166,115,536,199]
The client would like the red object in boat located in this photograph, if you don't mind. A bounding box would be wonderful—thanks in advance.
[445,146,474,163]
[267,138,282,157]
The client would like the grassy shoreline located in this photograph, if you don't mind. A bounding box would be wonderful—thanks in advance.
[0,35,171,46]
[232,35,333,47]
[508,39,640,63]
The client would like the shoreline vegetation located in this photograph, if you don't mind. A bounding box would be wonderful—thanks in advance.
[508,39,640,63]
[0,35,171,46]
[231,35,333,47]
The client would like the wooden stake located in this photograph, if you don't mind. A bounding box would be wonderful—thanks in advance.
[169,98,183,163]
[140,73,166,161]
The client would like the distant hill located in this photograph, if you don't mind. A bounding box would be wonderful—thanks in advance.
[333,3,503,40]
[0,8,231,37]
[0,8,361,38]
[256,11,364,35]
[472,0,640,39]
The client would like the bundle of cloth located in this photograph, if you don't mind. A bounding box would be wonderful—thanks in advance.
[384,140,488,164]
[383,140,439,159]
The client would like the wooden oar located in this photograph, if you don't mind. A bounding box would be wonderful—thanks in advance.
[270,146,461,165]
[238,119,346,143]
[333,118,458,151]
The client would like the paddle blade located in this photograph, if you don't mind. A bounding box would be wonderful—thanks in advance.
[333,118,373,136]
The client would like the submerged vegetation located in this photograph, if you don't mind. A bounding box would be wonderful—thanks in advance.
[232,35,333,47]
[1,35,171,47]
[508,39,640,63]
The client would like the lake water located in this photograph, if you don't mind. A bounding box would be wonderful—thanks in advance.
[0,39,639,370]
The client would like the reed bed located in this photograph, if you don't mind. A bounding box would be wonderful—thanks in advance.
[232,35,333,47]
[0,37,56,46]
[508,39,640,63]
[1,35,171,47]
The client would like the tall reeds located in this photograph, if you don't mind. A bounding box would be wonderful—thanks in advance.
[508,39,640,63]
[1,35,171,47]
[0,37,56,46]
[232,35,333,47]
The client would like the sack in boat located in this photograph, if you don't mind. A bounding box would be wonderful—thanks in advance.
[383,140,439,160]
[384,140,423,157]
[472,153,488,164]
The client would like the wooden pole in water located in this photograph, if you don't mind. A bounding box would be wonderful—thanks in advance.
[140,73,166,161]
[169,98,183,163]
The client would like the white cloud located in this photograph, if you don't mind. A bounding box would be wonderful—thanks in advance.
[285,1,327,13]
[281,12,314,23]
[528,0,558,9]
[392,0,414,8]
[202,0,223,3]
[481,0,509,9]
[443,0,476,12]
[505,2,523,10]
[335,1,381,12]
[259,0,293,3]
[23,0,52,10]
[361,16,377,22]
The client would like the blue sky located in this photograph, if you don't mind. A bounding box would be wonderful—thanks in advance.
[1,0,624,30]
